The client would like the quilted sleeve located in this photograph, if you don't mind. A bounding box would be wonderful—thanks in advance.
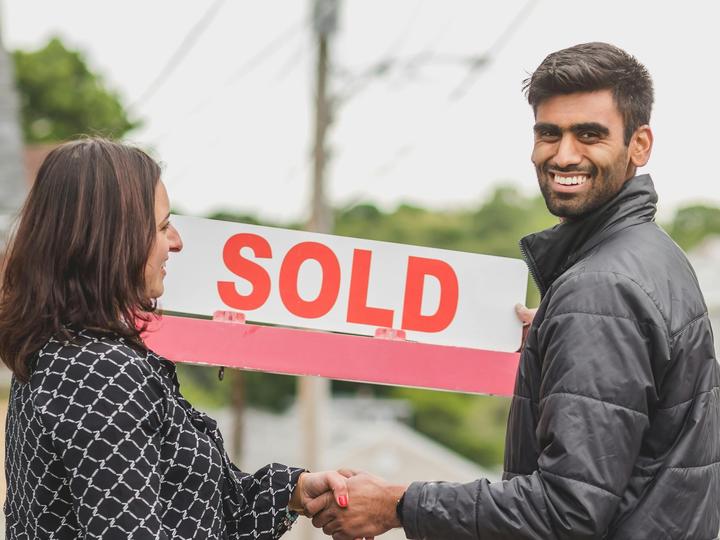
[402,271,664,539]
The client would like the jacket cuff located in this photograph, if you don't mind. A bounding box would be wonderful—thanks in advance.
[401,480,482,540]
[401,481,427,539]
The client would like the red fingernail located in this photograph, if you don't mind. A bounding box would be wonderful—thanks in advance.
[338,495,348,508]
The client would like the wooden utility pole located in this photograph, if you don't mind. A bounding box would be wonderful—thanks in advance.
[229,369,245,464]
[296,1,337,538]
[307,0,335,234]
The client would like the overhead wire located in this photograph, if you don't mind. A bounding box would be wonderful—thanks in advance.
[333,0,427,103]
[449,0,539,100]
[358,0,540,186]
[150,2,538,210]
[149,17,307,146]
[223,19,306,85]
[131,0,227,109]
[334,0,538,104]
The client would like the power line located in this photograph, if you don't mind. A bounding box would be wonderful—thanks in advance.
[344,0,540,186]
[148,18,306,145]
[380,0,425,61]
[449,0,539,100]
[274,41,308,81]
[223,19,306,85]
[333,0,539,103]
[131,0,227,108]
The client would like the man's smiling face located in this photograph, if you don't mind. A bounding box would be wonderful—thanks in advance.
[531,89,635,219]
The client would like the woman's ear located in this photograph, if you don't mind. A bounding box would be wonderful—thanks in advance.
[629,125,653,168]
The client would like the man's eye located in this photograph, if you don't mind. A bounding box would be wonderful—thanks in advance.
[537,130,559,140]
[579,132,600,141]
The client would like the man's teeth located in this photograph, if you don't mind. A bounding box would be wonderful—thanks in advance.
[553,174,588,186]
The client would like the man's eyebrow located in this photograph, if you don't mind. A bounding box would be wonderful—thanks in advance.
[533,122,560,134]
[570,122,610,136]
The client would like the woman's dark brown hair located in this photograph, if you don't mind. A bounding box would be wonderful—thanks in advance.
[0,138,160,382]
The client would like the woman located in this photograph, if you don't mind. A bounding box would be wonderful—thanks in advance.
[0,138,347,539]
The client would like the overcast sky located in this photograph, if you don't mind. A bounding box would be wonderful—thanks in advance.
[3,0,719,223]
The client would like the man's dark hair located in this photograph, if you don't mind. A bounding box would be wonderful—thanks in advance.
[523,42,654,144]
[0,138,160,382]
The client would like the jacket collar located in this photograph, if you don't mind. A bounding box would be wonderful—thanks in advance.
[520,174,658,297]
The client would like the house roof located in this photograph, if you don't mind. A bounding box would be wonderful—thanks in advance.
[209,396,499,486]
[688,236,720,308]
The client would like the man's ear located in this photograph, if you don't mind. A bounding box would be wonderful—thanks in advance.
[629,125,653,167]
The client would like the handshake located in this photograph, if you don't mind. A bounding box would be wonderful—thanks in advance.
[290,469,408,540]
[287,306,538,538]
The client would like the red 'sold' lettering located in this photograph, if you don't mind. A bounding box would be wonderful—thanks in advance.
[217,233,272,310]
[217,233,460,334]
[346,249,394,328]
[279,242,341,318]
[401,256,458,332]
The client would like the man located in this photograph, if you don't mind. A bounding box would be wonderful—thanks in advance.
[313,42,720,539]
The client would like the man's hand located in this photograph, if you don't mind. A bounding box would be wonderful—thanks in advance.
[310,469,407,540]
[289,470,349,517]
[515,303,537,351]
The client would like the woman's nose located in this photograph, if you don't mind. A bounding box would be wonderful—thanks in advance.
[169,225,183,252]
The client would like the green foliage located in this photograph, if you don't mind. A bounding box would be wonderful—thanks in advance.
[392,387,511,467]
[176,364,297,413]
[664,204,720,251]
[335,186,557,307]
[13,37,139,143]
[243,371,297,411]
[207,211,264,226]
[176,364,230,409]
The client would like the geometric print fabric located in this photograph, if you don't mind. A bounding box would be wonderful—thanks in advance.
[4,329,303,539]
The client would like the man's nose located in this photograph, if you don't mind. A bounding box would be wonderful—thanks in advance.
[169,225,183,252]
[553,134,582,168]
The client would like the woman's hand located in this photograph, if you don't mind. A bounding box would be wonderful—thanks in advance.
[289,470,349,517]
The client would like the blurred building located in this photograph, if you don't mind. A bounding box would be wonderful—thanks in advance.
[212,396,499,540]
[22,144,55,187]
[688,236,720,359]
[0,29,25,256]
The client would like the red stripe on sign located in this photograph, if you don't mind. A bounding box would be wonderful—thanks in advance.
[142,315,520,396]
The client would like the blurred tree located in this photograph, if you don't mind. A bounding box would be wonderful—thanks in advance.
[393,387,512,467]
[12,37,139,143]
[334,185,557,306]
[207,211,263,225]
[175,364,297,413]
[664,204,720,252]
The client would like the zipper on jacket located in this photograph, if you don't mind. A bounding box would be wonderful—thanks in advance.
[519,239,546,298]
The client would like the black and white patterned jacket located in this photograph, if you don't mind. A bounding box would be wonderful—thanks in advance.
[4,329,304,539]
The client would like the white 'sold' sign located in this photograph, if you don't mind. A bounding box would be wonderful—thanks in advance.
[160,215,528,352]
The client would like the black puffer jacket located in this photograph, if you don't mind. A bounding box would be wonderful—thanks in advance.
[402,175,720,539]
